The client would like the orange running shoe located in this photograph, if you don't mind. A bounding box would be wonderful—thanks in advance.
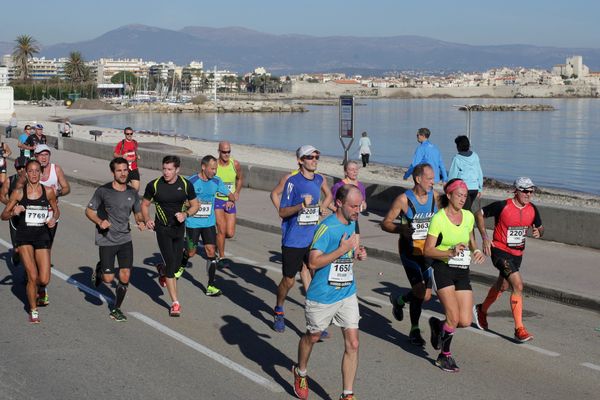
[292,366,309,400]
[514,326,533,342]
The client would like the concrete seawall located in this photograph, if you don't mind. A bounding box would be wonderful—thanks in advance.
[60,137,600,249]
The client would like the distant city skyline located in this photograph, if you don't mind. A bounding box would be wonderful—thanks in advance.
[2,0,599,48]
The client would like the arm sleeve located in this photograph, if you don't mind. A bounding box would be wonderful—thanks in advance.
[427,212,443,238]
[113,142,122,155]
[143,181,155,201]
[438,152,448,182]
[481,200,506,219]
[311,224,331,252]
[448,157,459,181]
[87,188,102,211]
[185,178,197,200]
[330,181,343,201]
[475,154,483,191]
[531,204,543,227]
[404,146,424,179]
[217,179,231,196]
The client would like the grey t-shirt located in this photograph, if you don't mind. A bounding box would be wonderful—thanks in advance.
[88,182,141,246]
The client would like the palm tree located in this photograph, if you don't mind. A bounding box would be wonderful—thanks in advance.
[63,51,90,84]
[12,35,39,81]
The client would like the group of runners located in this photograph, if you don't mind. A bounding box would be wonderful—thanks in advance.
[2,125,546,400]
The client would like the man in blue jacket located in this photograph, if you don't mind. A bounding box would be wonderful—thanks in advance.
[403,128,447,183]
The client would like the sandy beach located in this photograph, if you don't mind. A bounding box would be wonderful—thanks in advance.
[7,103,600,210]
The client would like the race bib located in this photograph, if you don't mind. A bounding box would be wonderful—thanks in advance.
[411,218,431,240]
[298,205,319,225]
[507,226,527,248]
[448,249,471,269]
[194,202,212,218]
[25,205,49,227]
[24,149,31,158]
[328,257,354,287]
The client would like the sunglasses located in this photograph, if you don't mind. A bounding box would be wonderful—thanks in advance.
[518,189,534,194]
[125,133,133,136]
[303,155,320,160]
[219,150,231,154]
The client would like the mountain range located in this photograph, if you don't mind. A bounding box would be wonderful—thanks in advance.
[2,25,600,75]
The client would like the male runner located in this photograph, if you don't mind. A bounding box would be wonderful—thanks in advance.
[473,177,544,342]
[113,127,141,191]
[17,124,33,158]
[273,145,332,333]
[23,124,47,153]
[141,155,198,317]
[86,157,146,321]
[381,163,438,345]
[292,184,367,400]
[181,155,236,296]
[214,141,243,266]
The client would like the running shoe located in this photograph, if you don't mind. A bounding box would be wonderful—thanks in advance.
[169,302,181,317]
[109,308,127,322]
[473,303,488,330]
[174,265,185,279]
[435,353,460,372]
[292,365,309,400]
[273,312,285,333]
[29,309,40,324]
[91,262,102,288]
[339,393,356,400]
[389,292,404,322]
[514,326,534,342]
[205,285,222,296]
[428,317,441,350]
[36,289,49,307]
[409,328,426,347]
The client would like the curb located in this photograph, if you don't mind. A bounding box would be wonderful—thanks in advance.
[61,171,600,313]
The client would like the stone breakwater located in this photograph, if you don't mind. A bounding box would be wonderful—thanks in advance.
[459,104,555,111]
[127,100,307,113]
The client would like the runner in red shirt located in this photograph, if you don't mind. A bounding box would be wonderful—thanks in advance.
[473,177,544,342]
[113,127,140,191]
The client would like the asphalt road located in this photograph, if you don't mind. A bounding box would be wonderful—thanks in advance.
[1,182,599,400]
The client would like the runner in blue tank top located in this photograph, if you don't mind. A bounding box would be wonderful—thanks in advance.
[381,163,439,346]
[182,155,235,297]
[273,145,332,333]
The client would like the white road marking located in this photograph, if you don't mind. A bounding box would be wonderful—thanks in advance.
[0,237,281,393]
[519,344,560,357]
[51,269,111,305]
[129,312,283,393]
[581,362,600,372]
[232,256,258,265]
[260,264,282,274]
[61,200,87,210]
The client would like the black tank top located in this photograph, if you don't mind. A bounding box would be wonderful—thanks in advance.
[16,184,51,242]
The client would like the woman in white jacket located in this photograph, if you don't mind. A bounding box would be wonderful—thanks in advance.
[358,131,371,167]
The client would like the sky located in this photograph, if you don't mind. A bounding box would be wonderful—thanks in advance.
[1,0,597,48]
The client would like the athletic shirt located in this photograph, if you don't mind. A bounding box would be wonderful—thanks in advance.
[15,185,51,242]
[307,214,357,304]
[40,164,60,216]
[24,134,47,147]
[114,139,138,170]
[482,199,542,257]
[143,176,196,227]
[427,208,474,264]
[87,183,141,246]
[280,172,324,248]
[185,174,230,229]
[216,158,237,200]
[400,190,437,256]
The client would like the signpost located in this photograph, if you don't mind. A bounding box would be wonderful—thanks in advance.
[339,95,355,165]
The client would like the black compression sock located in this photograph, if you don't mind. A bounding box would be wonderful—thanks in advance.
[115,282,128,308]
[207,258,217,286]
[409,297,424,327]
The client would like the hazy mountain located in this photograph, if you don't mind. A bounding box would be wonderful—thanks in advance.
[21,25,600,74]
[0,41,13,58]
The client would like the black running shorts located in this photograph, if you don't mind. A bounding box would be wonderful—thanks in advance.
[281,246,310,278]
[432,260,472,291]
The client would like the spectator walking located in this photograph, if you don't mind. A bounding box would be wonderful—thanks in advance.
[404,128,447,183]
[358,131,372,167]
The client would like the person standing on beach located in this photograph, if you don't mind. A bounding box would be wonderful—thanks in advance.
[5,112,17,138]
[448,135,483,210]
[358,131,371,168]
[273,145,332,333]
[215,141,243,268]
[141,155,199,317]
[18,125,33,158]
[292,184,367,400]
[86,157,146,322]
[381,163,439,346]
[181,155,236,297]
[473,177,543,343]
[113,127,141,191]
[403,128,447,183]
